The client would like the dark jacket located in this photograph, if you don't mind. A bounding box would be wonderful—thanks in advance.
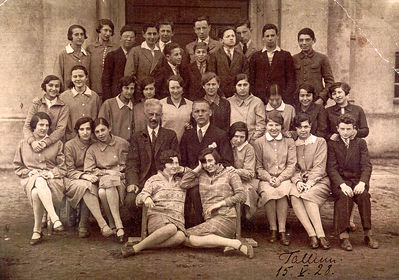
[102,47,127,101]
[186,61,207,101]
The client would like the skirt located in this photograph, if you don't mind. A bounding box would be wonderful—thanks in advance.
[147,213,186,235]
[289,181,331,206]
[258,179,293,204]
[64,178,98,209]
[186,215,236,238]
[243,179,259,219]
[21,174,65,210]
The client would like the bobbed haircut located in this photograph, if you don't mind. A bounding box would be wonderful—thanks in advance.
[74,117,94,133]
[201,72,220,86]
[139,76,155,89]
[297,83,315,96]
[67,24,88,41]
[229,121,249,141]
[167,75,184,88]
[337,113,356,127]
[266,110,284,128]
[297,27,315,41]
[293,113,312,128]
[163,42,181,56]
[262,23,278,36]
[198,147,221,164]
[269,83,282,97]
[329,82,351,98]
[93,117,110,130]
[118,76,136,89]
[96,19,115,35]
[193,41,209,53]
[41,75,61,91]
[193,15,210,25]
[158,149,180,171]
[120,24,136,36]
[218,26,236,39]
[234,73,248,85]
[142,22,158,33]
[235,20,251,29]
[30,112,52,132]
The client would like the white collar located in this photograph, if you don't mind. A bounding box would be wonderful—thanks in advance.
[265,132,283,141]
[141,41,160,51]
[223,46,234,54]
[121,47,128,56]
[65,44,87,55]
[236,141,249,152]
[167,61,178,70]
[72,87,92,97]
[295,134,317,146]
[197,122,210,135]
[116,95,133,110]
[147,125,160,135]
[198,37,210,44]
[266,101,285,112]
[159,40,171,51]
[44,97,57,108]
[261,46,281,53]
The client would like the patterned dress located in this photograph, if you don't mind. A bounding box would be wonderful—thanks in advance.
[13,138,66,209]
[64,136,98,208]
[185,166,246,238]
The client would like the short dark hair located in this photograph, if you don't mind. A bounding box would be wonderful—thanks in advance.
[266,111,284,128]
[198,148,221,164]
[234,73,248,86]
[193,16,210,25]
[167,75,184,89]
[297,83,315,99]
[236,20,251,29]
[67,24,88,41]
[218,26,236,39]
[41,75,61,92]
[158,20,174,31]
[298,28,315,41]
[337,113,356,127]
[329,82,351,98]
[158,149,180,171]
[96,19,115,36]
[93,117,110,131]
[293,113,312,128]
[74,117,95,133]
[118,76,136,89]
[30,112,52,131]
[201,72,220,86]
[120,24,136,36]
[142,22,158,33]
[229,121,249,141]
[193,42,209,53]
[71,65,88,76]
[192,99,211,110]
[262,23,278,36]
[269,83,282,97]
[163,42,180,56]
[139,76,155,89]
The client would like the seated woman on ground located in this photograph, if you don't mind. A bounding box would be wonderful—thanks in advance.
[289,113,331,249]
[14,112,66,245]
[84,118,130,243]
[229,121,259,220]
[121,150,191,257]
[183,148,254,258]
[254,111,296,246]
[64,117,114,238]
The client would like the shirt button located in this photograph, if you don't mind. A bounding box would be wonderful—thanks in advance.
[114,155,117,158]
[82,104,85,106]
[128,127,130,130]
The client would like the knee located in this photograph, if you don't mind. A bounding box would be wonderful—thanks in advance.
[175,231,187,244]
[31,188,39,201]
[186,235,200,247]
[164,224,178,236]
[98,188,106,199]
[35,177,47,188]
[355,191,370,202]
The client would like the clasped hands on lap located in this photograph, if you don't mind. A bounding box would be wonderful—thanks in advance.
[340,182,365,197]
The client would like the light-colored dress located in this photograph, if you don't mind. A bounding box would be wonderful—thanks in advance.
[13,138,66,209]
[136,171,193,235]
[84,135,129,204]
[289,135,330,205]
[253,132,296,203]
[232,141,259,217]
[185,166,246,238]
[64,136,98,208]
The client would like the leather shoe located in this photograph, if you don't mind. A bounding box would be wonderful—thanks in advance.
[309,236,319,249]
[121,245,136,258]
[116,228,125,243]
[364,236,379,249]
[280,232,290,246]
[53,220,64,232]
[269,230,277,243]
[340,238,353,251]
[30,231,43,245]
[319,237,330,250]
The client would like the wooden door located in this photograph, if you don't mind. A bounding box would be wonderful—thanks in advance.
[126,0,249,48]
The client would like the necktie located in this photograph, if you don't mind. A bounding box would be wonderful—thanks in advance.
[198,128,203,143]
[151,130,157,147]
[243,43,248,55]
[226,51,232,66]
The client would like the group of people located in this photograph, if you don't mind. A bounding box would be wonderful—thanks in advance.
[13,16,379,259]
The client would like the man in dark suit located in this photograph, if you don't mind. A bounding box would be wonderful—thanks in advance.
[102,25,136,101]
[124,98,179,223]
[186,42,208,101]
[249,23,296,105]
[235,20,258,61]
[327,114,378,251]
[180,99,234,227]
[208,26,248,98]
[185,16,221,63]
[151,42,187,99]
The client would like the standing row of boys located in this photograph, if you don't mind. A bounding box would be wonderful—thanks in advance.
[14,16,378,258]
